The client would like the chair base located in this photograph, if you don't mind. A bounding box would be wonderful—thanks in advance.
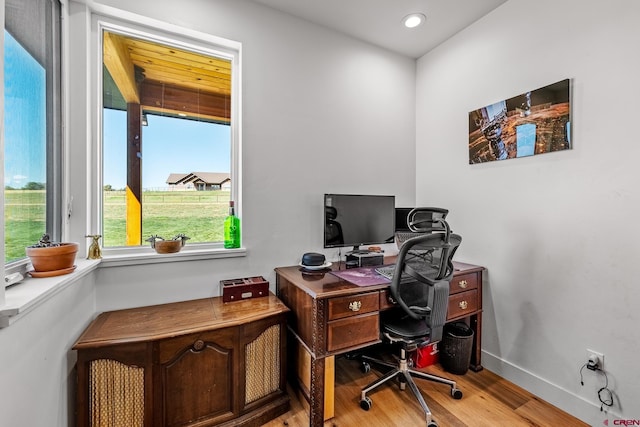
[359,347,462,427]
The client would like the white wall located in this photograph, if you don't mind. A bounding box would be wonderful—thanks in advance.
[68,0,417,311]
[416,0,640,424]
[0,274,96,427]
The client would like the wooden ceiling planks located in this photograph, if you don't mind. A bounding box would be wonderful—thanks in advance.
[103,30,231,122]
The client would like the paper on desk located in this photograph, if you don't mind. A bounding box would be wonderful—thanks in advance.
[330,267,390,286]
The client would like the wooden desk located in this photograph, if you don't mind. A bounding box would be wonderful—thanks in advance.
[275,261,484,427]
[73,293,290,427]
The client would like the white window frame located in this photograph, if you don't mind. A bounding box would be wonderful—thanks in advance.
[89,11,243,266]
[2,0,64,282]
[1,0,70,320]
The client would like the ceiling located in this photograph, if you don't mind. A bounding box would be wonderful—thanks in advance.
[251,0,508,58]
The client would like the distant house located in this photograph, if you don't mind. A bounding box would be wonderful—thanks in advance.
[166,172,231,191]
[165,173,194,190]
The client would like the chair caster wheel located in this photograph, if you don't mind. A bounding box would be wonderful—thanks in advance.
[361,362,371,373]
[360,396,372,411]
[427,421,438,427]
[452,388,463,399]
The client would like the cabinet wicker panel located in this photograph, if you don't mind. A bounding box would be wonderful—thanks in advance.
[89,359,145,427]
[245,324,281,404]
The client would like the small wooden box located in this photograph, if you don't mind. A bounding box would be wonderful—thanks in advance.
[220,276,269,302]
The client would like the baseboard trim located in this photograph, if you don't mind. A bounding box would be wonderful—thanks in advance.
[481,350,620,426]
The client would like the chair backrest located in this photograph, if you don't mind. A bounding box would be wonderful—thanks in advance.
[389,222,462,341]
[407,207,449,233]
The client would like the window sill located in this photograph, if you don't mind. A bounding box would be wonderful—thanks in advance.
[0,259,101,328]
[0,247,246,327]
[99,246,246,267]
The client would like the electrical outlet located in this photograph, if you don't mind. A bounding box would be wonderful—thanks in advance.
[586,349,604,371]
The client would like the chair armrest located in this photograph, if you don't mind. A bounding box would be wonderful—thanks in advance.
[426,280,449,342]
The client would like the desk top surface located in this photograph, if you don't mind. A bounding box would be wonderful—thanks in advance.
[73,292,289,350]
[275,260,484,300]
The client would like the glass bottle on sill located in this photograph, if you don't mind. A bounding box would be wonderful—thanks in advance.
[224,201,241,249]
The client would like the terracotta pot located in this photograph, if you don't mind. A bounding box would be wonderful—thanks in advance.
[26,242,79,272]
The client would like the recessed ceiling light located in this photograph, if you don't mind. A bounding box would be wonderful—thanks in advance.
[403,13,426,29]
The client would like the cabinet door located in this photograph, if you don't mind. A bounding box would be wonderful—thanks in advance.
[156,328,238,427]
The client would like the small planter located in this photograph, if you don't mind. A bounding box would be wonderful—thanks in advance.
[146,234,190,254]
[153,240,183,254]
[26,234,78,278]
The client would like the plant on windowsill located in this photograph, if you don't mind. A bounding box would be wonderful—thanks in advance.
[145,233,190,254]
[25,234,79,278]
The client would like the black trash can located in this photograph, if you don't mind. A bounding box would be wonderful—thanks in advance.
[440,322,474,375]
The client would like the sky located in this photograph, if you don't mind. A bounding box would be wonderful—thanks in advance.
[4,30,46,189]
[103,109,231,190]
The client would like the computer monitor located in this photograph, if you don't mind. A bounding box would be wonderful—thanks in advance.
[395,207,413,232]
[324,194,395,253]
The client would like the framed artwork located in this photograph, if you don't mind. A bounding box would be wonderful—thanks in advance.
[468,79,571,164]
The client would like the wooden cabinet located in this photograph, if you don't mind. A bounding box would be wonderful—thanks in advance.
[73,294,290,427]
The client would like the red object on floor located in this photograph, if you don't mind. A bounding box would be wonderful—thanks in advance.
[414,342,439,368]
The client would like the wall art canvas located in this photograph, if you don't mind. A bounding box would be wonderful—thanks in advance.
[468,79,571,164]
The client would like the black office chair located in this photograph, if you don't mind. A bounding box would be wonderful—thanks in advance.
[407,207,449,233]
[395,207,449,249]
[359,219,462,427]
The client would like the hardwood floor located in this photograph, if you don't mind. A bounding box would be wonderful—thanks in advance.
[263,355,589,427]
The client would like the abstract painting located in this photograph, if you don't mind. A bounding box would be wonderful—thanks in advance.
[468,79,571,164]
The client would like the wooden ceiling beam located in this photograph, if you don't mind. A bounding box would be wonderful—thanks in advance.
[103,32,140,104]
[140,80,230,124]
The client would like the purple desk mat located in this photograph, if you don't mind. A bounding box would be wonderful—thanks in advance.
[330,266,391,287]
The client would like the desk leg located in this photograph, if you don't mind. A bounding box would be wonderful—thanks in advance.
[309,356,326,427]
[469,312,483,372]
[293,340,335,425]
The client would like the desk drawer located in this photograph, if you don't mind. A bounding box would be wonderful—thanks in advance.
[328,292,379,320]
[450,273,478,295]
[447,289,478,320]
[327,312,379,352]
[379,290,395,311]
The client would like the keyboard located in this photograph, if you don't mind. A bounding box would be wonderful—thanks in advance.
[375,265,396,280]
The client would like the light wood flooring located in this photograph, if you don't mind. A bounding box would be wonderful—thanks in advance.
[263,355,589,427]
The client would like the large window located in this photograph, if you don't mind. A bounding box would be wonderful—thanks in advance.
[100,27,237,250]
[4,0,62,265]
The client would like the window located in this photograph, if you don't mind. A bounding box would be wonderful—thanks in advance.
[99,25,239,251]
[3,0,62,266]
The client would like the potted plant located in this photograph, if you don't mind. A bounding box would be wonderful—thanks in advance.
[26,234,79,277]
[145,233,190,254]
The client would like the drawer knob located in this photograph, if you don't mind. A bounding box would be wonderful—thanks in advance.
[193,340,205,351]
[459,301,468,310]
[458,280,468,289]
[348,301,362,312]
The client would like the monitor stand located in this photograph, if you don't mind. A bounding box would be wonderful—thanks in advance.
[345,250,384,267]
[346,246,370,256]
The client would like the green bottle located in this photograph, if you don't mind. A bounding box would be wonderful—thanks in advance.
[224,201,241,248]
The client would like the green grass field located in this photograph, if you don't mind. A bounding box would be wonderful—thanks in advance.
[5,189,231,262]
[4,190,47,262]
